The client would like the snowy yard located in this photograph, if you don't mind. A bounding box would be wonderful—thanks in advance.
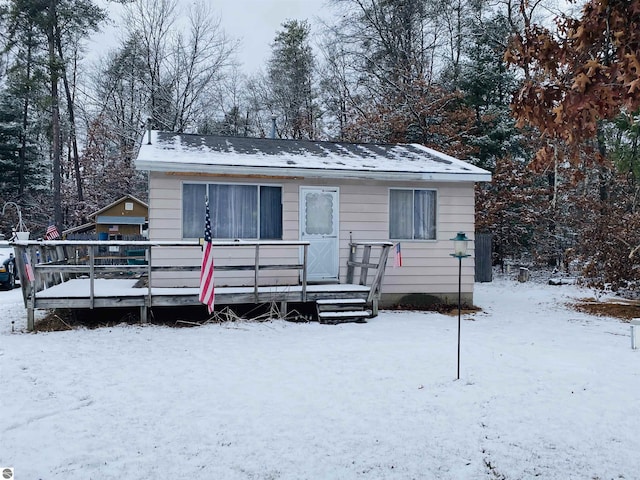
[1,277,639,479]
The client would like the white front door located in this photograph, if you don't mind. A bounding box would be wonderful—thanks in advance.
[300,187,339,282]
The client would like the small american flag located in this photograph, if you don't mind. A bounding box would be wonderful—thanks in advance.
[44,223,60,240]
[23,251,35,282]
[393,242,403,268]
[199,197,215,314]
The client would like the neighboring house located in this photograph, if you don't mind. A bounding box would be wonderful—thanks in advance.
[63,195,149,239]
[135,130,491,306]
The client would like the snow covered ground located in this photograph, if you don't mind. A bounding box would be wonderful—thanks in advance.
[1,277,639,479]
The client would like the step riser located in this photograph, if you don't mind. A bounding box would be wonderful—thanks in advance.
[316,298,371,324]
[317,305,368,312]
[317,310,372,325]
[316,299,367,306]
[319,318,368,325]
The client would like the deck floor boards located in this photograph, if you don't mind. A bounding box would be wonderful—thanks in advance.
[33,278,371,309]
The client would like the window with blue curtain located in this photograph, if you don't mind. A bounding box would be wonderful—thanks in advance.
[389,189,437,240]
[260,186,283,239]
[182,184,206,238]
[182,183,282,239]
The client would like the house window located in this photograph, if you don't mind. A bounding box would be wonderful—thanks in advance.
[183,183,282,239]
[389,189,437,240]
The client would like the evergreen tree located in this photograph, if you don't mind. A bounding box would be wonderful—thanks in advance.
[0,94,43,200]
[459,10,524,170]
[266,19,317,139]
[0,0,106,231]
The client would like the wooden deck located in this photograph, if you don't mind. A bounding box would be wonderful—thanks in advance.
[11,240,392,330]
[33,279,372,308]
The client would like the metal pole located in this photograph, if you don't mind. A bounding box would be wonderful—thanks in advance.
[457,256,462,380]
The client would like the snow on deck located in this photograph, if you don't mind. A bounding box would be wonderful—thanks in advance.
[35,278,370,300]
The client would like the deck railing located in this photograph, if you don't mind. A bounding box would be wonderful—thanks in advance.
[11,239,392,330]
[12,240,310,329]
[346,241,393,314]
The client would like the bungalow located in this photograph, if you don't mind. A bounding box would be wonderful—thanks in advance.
[62,194,149,239]
[135,130,491,307]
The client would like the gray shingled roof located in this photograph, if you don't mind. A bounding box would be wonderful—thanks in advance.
[135,131,491,182]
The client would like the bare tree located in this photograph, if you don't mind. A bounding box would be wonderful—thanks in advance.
[121,0,237,131]
[122,0,176,128]
[166,2,237,131]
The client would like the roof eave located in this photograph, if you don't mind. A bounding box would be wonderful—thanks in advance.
[90,194,149,218]
[135,160,492,183]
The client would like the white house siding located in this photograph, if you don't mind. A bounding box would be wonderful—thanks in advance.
[318,178,475,305]
[147,172,476,304]
[148,173,303,287]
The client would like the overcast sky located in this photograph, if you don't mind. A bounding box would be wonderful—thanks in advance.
[217,0,329,72]
[89,0,331,74]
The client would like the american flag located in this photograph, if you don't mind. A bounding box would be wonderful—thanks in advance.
[199,197,215,314]
[393,242,403,268]
[23,252,35,283]
[44,223,60,240]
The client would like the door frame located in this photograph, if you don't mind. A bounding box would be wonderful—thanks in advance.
[299,186,340,282]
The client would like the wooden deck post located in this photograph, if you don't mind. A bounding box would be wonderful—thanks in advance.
[367,244,392,303]
[55,245,66,283]
[359,245,372,285]
[254,244,260,303]
[301,244,308,302]
[89,245,95,309]
[140,306,148,324]
[147,245,152,307]
[346,243,357,284]
[27,292,35,331]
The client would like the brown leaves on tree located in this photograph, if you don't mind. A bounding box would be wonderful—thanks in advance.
[577,172,640,291]
[476,155,552,266]
[344,81,478,160]
[506,0,640,167]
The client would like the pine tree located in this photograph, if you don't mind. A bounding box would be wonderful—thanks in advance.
[266,19,317,139]
[1,0,106,231]
[459,10,524,171]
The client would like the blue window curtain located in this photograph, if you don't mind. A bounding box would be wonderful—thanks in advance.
[260,186,283,239]
[183,183,206,238]
[389,189,436,240]
[182,183,282,239]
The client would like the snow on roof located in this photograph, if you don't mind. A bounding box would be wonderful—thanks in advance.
[135,131,491,182]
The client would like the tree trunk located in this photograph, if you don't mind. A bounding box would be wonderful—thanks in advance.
[48,0,63,229]
[18,35,34,199]
[55,30,83,202]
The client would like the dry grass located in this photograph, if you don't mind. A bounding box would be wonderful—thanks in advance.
[33,302,313,332]
[572,297,640,322]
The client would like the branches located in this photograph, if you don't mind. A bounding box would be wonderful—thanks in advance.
[506,0,640,167]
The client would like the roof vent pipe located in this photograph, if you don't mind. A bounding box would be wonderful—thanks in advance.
[270,114,277,139]
[147,118,152,144]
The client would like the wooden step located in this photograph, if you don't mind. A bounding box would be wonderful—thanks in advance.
[317,309,372,325]
[316,298,367,312]
[316,298,367,306]
[316,298,371,324]
[317,305,368,313]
